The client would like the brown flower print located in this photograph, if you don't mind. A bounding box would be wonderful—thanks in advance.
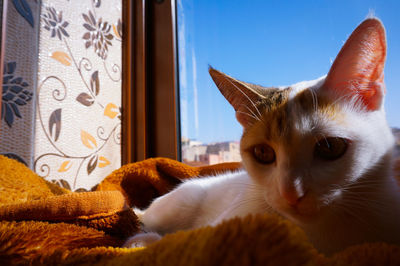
[116,18,122,39]
[41,6,70,40]
[82,11,114,60]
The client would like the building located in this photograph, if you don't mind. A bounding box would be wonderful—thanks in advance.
[182,137,241,166]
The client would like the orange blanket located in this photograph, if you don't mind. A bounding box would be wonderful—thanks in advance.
[0,155,400,265]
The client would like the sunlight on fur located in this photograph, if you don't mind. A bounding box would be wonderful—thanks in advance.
[124,18,400,255]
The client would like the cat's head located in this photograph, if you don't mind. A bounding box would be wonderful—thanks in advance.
[209,18,395,225]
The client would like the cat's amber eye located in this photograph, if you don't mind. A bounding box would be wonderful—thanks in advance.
[252,144,276,164]
[314,137,348,160]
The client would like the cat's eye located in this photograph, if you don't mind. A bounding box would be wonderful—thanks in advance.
[252,144,276,164]
[314,137,348,160]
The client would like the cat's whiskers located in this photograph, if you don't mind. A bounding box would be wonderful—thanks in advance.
[342,184,384,190]
[227,181,264,191]
[331,203,380,235]
[228,196,273,215]
[129,20,400,254]
[323,180,388,210]
[325,180,392,217]
[193,180,267,223]
[343,178,387,190]
[200,196,271,225]
[335,199,391,228]
[340,195,389,209]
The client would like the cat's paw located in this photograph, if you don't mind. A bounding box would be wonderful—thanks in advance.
[123,232,162,248]
[133,207,145,221]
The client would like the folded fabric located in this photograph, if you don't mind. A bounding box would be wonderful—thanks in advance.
[1,155,400,265]
[96,157,242,208]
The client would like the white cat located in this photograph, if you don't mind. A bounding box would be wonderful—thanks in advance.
[125,18,400,255]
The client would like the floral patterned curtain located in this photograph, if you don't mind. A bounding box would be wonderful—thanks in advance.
[1,0,122,191]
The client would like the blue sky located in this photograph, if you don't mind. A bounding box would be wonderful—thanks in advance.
[177,0,400,144]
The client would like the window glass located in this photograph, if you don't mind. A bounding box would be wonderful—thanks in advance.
[177,0,400,166]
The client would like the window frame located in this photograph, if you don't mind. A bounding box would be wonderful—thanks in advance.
[122,0,181,164]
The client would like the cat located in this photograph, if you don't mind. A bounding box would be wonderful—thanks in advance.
[124,18,400,255]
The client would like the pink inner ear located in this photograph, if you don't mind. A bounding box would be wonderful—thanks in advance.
[323,18,386,111]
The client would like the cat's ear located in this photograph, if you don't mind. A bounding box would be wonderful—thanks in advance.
[209,67,265,127]
[323,18,386,111]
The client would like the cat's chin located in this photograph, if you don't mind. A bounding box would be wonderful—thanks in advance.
[272,205,313,225]
[282,207,320,225]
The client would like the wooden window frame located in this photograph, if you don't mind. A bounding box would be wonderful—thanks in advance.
[122,0,181,164]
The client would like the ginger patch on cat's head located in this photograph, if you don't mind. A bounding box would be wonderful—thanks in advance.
[249,87,293,140]
[291,88,348,127]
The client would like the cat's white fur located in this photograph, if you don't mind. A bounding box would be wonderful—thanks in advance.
[124,19,400,255]
[126,77,400,254]
[136,170,266,232]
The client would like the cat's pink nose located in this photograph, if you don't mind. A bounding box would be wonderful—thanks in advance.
[279,178,306,206]
[281,189,305,206]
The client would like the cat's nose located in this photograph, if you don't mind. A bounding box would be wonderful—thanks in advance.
[281,189,305,206]
[279,178,306,206]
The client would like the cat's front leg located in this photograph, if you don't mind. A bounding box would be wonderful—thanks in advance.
[138,181,207,235]
[123,181,207,248]
[123,232,162,248]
